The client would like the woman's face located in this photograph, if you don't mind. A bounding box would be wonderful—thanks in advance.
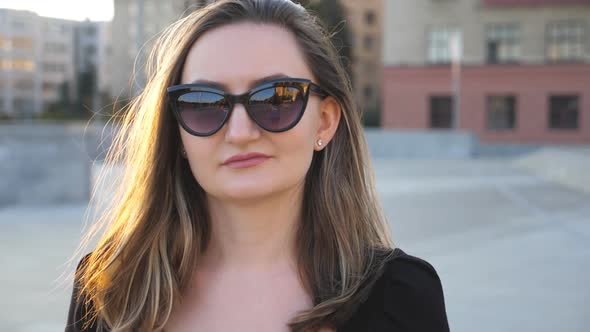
[178,22,338,202]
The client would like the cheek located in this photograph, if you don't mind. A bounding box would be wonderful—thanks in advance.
[280,131,314,168]
[187,147,214,186]
[272,106,320,183]
[180,131,217,185]
[272,123,316,182]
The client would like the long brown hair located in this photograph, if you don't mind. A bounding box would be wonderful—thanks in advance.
[73,0,395,330]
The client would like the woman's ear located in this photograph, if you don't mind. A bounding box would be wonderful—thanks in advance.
[314,96,342,151]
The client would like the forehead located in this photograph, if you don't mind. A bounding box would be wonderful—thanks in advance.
[180,22,314,93]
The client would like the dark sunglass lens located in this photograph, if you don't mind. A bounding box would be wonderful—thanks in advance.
[248,86,304,131]
[177,91,228,134]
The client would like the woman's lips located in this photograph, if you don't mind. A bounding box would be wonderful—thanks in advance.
[223,156,270,169]
[222,152,271,168]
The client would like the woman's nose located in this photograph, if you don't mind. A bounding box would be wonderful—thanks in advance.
[224,103,261,144]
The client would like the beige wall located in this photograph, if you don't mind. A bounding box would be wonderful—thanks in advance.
[383,0,590,66]
[340,0,384,114]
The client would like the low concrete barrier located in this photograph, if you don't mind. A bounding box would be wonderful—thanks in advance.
[1,122,548,205]
[364,129,477,159]
[0,122,115,206]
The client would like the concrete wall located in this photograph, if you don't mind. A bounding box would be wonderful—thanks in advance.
[6,122,576,206]
[0,122,114,206]
[365,128,478,159]
[0,122,481,205]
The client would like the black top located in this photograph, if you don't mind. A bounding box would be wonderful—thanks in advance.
[66,247,450,331]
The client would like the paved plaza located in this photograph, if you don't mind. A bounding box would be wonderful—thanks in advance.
[1,157,589,331]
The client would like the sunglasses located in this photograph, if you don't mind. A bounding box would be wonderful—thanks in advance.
[167,77,328,137]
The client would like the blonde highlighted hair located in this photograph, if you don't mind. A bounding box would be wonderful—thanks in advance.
[72,0,395,330]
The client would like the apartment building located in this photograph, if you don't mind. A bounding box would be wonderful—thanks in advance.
[0,8,111,117]
[383,0,590,144]
[0,9,42,116]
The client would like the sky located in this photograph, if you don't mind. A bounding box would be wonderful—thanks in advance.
[0,0,113,21]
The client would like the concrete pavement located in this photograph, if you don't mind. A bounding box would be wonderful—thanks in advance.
[1,157,589,331]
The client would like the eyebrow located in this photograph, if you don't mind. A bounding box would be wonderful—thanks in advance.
[189,73,291,90]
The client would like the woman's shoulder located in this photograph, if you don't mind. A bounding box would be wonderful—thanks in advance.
[65,252,100,332]
[381,247,444,290]
[340,247,451,332]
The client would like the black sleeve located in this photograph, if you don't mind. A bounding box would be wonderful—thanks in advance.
[65,253,99,332]
[381,253,451,332]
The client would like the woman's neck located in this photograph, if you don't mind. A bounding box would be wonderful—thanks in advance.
[201,187,303,272]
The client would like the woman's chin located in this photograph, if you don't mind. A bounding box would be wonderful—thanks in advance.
[217,188,276,203]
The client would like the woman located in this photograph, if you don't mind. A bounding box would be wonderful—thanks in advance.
[66,0,450,331]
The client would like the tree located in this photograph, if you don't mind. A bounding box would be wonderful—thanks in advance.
[77,66,96,107]
[40,81,74,120]
[302,0,354,87]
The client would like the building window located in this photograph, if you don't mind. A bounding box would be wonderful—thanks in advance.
[85,45,97,56]
[428,27,461,64]
[0,59,10,70]
[12,20,25,30]
[365,10,375,26]
[12,59,34,71]
[486,24,521,64]
[364,85,373,99]
[85,26,96,36]
[487,96,516,130]
[429,96,454,129]
[546,21,585,62]
[14,79,34,91]
[12,37,33,50]
[364,35,374,50]
[42,82,55,93]
[44,42,66,53]
[43,62,65,73]
[549,95,579,130]
[43,43,67,54]
[363,61,377,79]
[0,35,8,49]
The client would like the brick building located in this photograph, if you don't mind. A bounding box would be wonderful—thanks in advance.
[382,0,590,144]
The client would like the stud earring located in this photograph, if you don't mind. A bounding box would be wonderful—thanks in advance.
[181,147,187,157]
[317,139,323,147]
